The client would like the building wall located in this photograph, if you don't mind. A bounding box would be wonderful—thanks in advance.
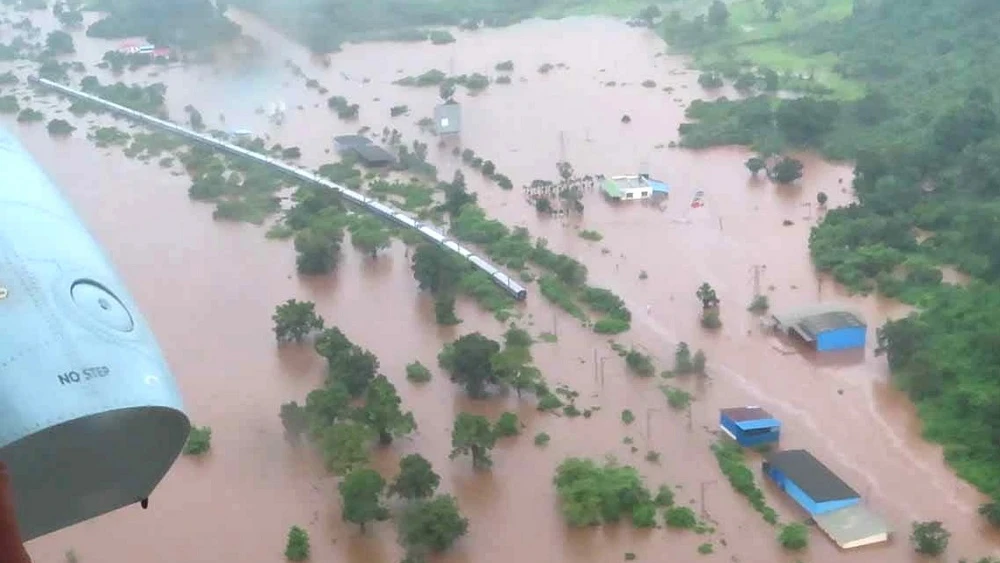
[816,326,866,352]
[721,415,779,447]
[763,465,860,515]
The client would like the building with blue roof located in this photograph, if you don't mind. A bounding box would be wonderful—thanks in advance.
[719,406,781,447]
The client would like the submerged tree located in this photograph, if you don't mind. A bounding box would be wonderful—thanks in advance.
[696,282,720,309]
[272,299,324,343]
[745,156,766,177]
[357,375,416,445]
[397,495,469,558]
[339,468,390,533]
[911,521,950,556]
[391,454,441,500]
[449,412,497,469]
[438,333,503,398]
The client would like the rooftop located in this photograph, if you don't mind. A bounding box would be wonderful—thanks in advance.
[771,304,866,342]
[766,449,859,503]
[721,406,774,422]
[352,144,396,166]
[814,504,890,549]
[333,135,372,149]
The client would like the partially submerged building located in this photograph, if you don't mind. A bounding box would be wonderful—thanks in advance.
[763,449,860,516]
[771,304,867,352]
[433,102,462,135]
[719,406,781,447]
[814,504,891,549]
[764,449,891,549]
[601,174,669,201]
[332,135,396,167]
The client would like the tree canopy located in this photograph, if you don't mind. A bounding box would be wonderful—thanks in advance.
[338,468,390,532]
[390,454,440,500]
[396,495,469,558]
[272,299,324,343]
[449,412,496,469]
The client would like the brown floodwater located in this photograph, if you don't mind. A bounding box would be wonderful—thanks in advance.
[3,6,999,563]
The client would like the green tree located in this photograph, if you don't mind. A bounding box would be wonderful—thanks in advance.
[183,425,211,455]
[494,412,520,437]
[707,0,729,26]
[327,345,379,397]
[319,422,373,475]
[911,521,949,556]
[390,454,440,500]
[279,401,309,442]
[775,98,839,147]
[272,299,324,343]
[817,191,829,206]
[294,228,342,275]
[405,361,432,383]
[397,495,469,557]
[314,326,353,360]
[637,4,661,24]
[349,216,391,258]
[338,468,390,532]
[553,458,652,526]
[769,156,803,184]
[358,375,416,445]
[46,118,75,136]
[696,282,719,309]
[304,381,352,435]
[980,500,1000,527]
[745,156,766,177]
[412,243,465,293]
[438,333,502,398]
[284,526,310,561]
[434,293,460,325]
[778,522,809,550]
[449,412,497,469]
[45,30,75,55]
[674,342,694,373]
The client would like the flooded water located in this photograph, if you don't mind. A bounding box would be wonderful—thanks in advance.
[3,7,999,563]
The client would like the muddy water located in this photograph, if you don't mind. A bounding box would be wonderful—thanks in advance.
[3,7,997,563]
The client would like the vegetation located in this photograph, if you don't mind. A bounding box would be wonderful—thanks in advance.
[553,458,659,528]
[405,361,432,383]
[284,526,310,561]
[450,412,497,469]
[672,342,706,375]
[664,506,697,529]
[183,425,212,456]
[85,0,240,49]
[624,348,654,377]
[46,118,75,136]
[272,299,324,343]
[0,95,18,114]
[437,328,544,400]
[278,323,416,475]
[396,495,468,560]
[911,521,950,556]
[338,468,390,532]
[534,432,550,446]
[711,441,777,525]
[778,522,809,551]
[16,108,44,122]
[390,454,440,500]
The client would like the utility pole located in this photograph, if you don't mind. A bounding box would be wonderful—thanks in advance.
[700,480,717,518]
[686,402,693,433]
[749,264,765,299]
[645,408,662,444]
[552,312,558,339]
[593,349,598,384]
[558,131,567,164]
[599,357,607,389]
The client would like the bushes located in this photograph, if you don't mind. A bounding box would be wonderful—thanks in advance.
[553,458,656,527]
[711,441,778,524]
[184,425,212,455]
[778,523,808,550]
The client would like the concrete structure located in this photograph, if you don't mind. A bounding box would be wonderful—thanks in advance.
[814,504,890,549]
[771,304,867,352]
[719,406,781,447]
[352,144,396,167]
[601,174,668,200]
[763,450,860,516]
[433,102,462,135]
[32,77,528,301]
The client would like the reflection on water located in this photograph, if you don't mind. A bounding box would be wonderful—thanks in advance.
[3,6,997,563]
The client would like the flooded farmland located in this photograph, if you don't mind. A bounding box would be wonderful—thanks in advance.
[3,6,998,563]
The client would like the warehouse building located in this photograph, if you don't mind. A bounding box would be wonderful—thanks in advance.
[771,304,867,352]
[719,406,781,447]
[762,449,860,516]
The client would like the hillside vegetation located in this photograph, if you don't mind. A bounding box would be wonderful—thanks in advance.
[673,0,1000,518]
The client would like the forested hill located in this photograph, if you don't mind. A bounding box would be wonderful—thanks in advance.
[674,0,1000,525]
[227,0,549,52]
